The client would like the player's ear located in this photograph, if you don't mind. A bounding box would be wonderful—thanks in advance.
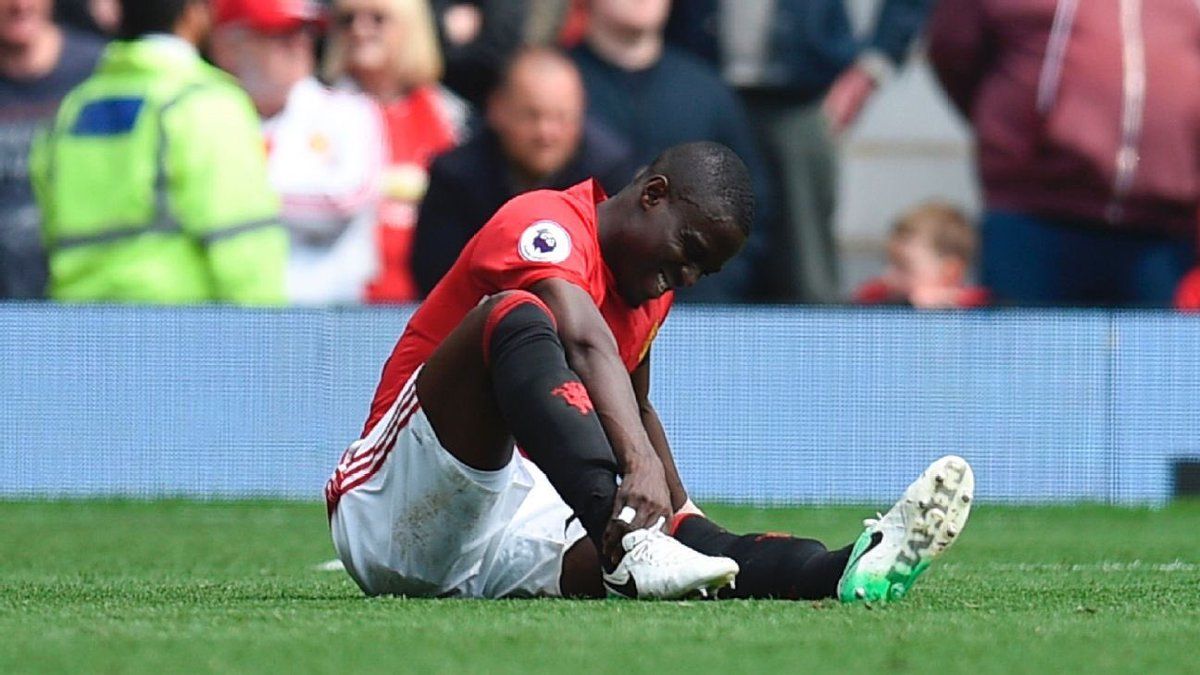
[641,174,669,210]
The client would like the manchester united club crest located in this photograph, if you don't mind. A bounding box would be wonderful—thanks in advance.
[551,381,594,415]
[518,221,572,263]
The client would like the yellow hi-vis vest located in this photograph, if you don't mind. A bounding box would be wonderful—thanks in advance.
[31,38,287,305]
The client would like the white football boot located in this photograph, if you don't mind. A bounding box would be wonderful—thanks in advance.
[602,520,740,600]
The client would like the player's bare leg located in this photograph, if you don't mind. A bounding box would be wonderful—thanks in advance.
[560,539,605,598]
[415,295,523,472]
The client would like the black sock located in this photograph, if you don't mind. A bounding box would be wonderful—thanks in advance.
[487,302,618,555]
[673,515,853,600]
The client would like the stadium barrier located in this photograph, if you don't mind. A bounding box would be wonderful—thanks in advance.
[3,304,1198,504]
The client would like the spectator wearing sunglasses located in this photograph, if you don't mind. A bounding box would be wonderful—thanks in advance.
[323,0,468,304]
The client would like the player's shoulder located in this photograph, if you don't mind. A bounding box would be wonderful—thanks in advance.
[472,182,603,268]
[489,182,600,236]
[487,197,587,259]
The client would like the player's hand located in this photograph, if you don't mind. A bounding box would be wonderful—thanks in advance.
[602,456,672,565]
[822,65,878,136]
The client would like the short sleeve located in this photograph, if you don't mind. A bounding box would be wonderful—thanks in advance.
[467,191,596,296]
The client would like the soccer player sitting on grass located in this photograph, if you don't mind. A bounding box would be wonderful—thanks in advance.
[325,142,975,601]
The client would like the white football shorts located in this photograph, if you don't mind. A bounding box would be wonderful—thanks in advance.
[325,368,588,598]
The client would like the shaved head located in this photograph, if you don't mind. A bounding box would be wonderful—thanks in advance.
[599,142,753,307]
[645,141,755,237]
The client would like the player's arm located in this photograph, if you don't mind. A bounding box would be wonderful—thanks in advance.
[529,277,672,536]
[630,350,690,512]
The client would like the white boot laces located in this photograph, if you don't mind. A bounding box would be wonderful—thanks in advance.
[625,518,686,566]
[862,512,884,528]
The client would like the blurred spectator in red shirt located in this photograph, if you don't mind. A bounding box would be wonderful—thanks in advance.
[213,0,386,306]
[323,0,467,304]
[929,0,1200,307]
[1,0,105,299]
[1175,210,1200,312]
[854,201,989,309]
[411,47,636,295]
[1176,267,1200,312]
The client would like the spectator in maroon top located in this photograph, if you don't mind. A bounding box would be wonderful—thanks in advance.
[929,0,1200,307]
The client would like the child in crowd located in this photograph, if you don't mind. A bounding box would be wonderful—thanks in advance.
[854,201,989,308]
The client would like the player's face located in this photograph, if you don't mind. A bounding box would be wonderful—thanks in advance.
[613,183,745,306]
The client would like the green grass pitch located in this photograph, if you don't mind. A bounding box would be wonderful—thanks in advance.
[2,500,1198,674]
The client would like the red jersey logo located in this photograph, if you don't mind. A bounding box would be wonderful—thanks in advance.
[552,381,594,415]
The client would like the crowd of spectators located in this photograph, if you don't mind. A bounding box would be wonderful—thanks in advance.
[30,0,288,303]
[3,0,1199,309]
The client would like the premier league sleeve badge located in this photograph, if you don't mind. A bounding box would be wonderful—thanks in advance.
[518,221,572,264]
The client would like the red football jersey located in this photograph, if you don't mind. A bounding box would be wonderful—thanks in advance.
[363,180,672,434]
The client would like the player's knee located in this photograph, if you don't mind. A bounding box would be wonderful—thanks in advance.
[481,291,560,368]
